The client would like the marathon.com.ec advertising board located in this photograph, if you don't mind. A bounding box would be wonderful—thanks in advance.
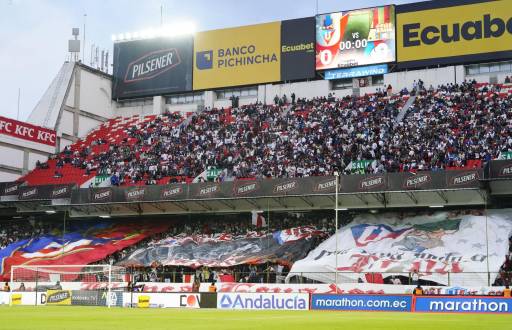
[112,36,193,99]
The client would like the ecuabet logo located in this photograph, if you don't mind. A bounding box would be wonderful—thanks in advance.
[196,50,213,70]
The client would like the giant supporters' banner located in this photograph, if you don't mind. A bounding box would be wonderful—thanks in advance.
[0,222,169,280]
[288,210,512,286]
[0,115,56,146]
[193,22,281,90]
[119,226,326,268]
[396,0,512,68]
[112,37,193,99]
[316,6,396,70]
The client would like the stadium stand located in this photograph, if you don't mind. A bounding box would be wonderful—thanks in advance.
[17,81,512,187]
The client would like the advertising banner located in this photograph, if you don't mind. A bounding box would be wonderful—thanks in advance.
[138,295,150,308]
[112,37,193,99]
[193,22,281,90]
[316,6,396,70]
[10,293,22,305]
[0,115,56,146]
[129,293,202,308]
[217,293,309,310]
[99,291,124,307]
[71,290,100,306]
[281,17,316,81]
[17,184,75,201]
[396,0,512,68]
[311,294,412,312]
[414,296,512,314]
[288,210,512,286]
[46,290,72,305]
[118,226,325,268]
[325,64,388,80]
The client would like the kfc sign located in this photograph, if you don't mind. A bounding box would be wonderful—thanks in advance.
[0,116,56,146]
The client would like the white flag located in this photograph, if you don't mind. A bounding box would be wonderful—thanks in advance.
[251,211,267,228]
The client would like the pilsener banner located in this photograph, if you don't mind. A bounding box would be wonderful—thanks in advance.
[193,22,281,90]
[397,0,512,68]
[281,17,316,81]
[112,37,193,99]
[288,210,512,286]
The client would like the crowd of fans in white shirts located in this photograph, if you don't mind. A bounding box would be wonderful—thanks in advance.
[35,79,512,185]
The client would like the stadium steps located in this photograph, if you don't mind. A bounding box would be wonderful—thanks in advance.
[394,93,417,123]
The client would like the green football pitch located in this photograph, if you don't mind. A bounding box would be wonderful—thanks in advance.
[0,306,510,330]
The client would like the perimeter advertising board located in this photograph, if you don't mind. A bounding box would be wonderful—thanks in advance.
[316,6,396,70]
[217,293,309,310]
[396,0,512,68]
[193,22,281,90]
[112,37,193,99]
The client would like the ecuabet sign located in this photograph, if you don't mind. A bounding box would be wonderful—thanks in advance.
[397,0,512,68]
[0,116,56,146]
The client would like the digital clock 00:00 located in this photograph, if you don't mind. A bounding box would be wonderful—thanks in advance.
[339,39,368,50]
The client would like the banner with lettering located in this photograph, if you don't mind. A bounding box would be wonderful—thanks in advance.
[0,115,56,146]
[288,210,512,286]
[118,226,326,268]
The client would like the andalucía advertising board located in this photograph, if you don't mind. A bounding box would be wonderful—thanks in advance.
[311,294,412,312]
[316,6,396,70]
[217,293,309,310]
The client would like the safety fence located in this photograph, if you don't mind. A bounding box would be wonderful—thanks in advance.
[130,271,509,287]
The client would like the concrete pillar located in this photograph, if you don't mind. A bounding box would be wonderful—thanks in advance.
[73,67,81,137]
[153,96,165,115]
[204,91,215,109]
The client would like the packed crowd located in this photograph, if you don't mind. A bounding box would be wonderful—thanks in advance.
[30,80,512,185]
[0,219,55,249]
[390,81,512,172]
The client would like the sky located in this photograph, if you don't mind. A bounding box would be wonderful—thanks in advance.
[0,0,421,121]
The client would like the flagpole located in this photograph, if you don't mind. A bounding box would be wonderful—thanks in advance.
[334,172,339,293]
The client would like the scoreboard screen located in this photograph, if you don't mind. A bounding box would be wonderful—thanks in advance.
[316,6,396,70]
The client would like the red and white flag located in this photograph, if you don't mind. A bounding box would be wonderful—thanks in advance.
[251,211,267,228]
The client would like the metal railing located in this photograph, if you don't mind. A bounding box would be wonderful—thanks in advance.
[131,271,511,287]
